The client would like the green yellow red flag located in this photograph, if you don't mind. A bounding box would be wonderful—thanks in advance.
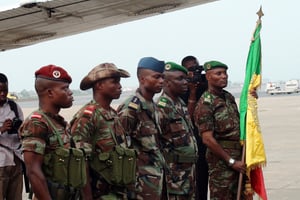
[239,7,267,200]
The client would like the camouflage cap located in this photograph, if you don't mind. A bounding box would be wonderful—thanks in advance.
[80,63,130,90]
[137,57,165,73]
[35,64,72,83]
[164,62,188,74]
[203,60,228,72]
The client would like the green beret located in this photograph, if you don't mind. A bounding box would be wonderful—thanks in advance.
[164,62,188,74]
[203,60,228,72]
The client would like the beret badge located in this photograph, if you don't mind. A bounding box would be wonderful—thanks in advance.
[52,70,61,79]
[206,64,211,70]
[165,64,171,70]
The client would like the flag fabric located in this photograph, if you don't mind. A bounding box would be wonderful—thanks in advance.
[239,10,268,200]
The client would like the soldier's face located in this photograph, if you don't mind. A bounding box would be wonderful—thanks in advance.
[182,59,198,70]
[206,68,228,89]
[51,82,73,109]
[165,71,188,96]
[182,59,198,79]
[98,77,122,99]
[140,69,164,94]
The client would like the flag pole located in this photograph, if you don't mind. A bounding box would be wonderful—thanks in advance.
[236,143,246,200]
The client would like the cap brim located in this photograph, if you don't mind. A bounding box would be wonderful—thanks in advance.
[80,76,93,90]
[118,69,130,78]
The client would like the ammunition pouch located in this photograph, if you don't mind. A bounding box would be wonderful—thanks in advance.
[47,180,80,200]
[43,147,87,189]
[90,145,137,186]
[218,140,241,150]
[164,152,197,163]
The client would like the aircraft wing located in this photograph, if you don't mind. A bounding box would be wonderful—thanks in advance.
[0,0,217,52]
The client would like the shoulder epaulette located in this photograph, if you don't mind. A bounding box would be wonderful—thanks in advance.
[203,92,213,104]
[157,97,168,108]
[128,96,140,110]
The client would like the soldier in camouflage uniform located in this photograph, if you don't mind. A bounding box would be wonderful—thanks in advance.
[70,63,130,200]
[157,62,198,200]
[193,61,248,200]
[19,65,75,200]
[117,57,168,200]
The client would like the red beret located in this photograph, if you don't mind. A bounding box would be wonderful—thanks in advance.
[35,64,72,83]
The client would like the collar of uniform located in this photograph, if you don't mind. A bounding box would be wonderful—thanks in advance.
[90,99,115,120]
[135,88,154,111]
[161,92,185,107]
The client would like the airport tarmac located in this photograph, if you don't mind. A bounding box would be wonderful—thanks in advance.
[254,94,300,200]
[21,94,300,199]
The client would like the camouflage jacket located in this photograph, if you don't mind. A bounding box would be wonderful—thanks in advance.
[117,89,167,199]
[194,90,240,141]
[19,110,70,155]
[70,100,127,197]
[157,93,198,195]
[70,100,127,153]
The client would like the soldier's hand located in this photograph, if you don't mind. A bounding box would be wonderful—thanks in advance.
[232,160,246,174]
[250,89,258,99]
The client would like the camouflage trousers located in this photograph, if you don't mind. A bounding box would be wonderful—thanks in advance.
[127,167,168,200]
[206,148,243,200]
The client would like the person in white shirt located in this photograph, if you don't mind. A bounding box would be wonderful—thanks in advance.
[0,73,24,200]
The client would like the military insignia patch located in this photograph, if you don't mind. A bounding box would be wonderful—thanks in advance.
[206,64,211,70]
[129,102,138,109]
[157,97,168,108]
[52,70,61,78]
[83,105,95,117]
[128,96,140,110]
[31,113,42,119]
[165,64,171,70]
[204,92,212,103]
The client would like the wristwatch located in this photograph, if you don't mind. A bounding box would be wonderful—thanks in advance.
[228,158,236,166]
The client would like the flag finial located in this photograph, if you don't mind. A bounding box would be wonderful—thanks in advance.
[256,6,264,19]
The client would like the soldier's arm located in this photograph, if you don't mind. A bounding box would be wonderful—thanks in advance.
[24,151,52,200]
[70,107,94,151]
[118,107,137,137]
[156,105,169,136]
[20,118,53,199]
[201,131,246,174]
[81,165,93,200]
[70,111,94,200]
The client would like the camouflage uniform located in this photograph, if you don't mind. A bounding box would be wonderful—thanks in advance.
[157,93,198,200]
[70,100,128,199]
[194,90,243,200]
[117,89,167,200]
[19,110,79,200]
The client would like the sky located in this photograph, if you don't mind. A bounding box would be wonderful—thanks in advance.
[1,0,300,93]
